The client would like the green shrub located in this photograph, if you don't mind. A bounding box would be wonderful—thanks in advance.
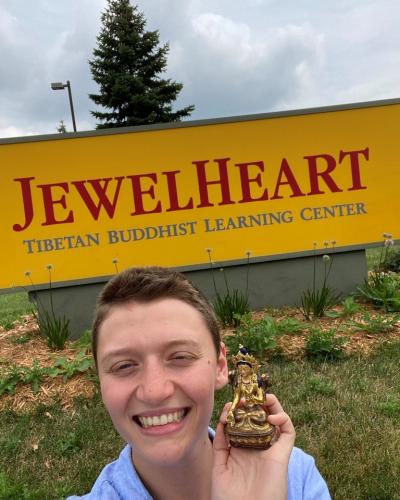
[301,285,339,320]
[10,334,31,345]
[341,296,362,316]
[213,290,249,327]
[0,351,94,397]
[300,248,339,320]
[382,250,400,273]
[373,233,399,272]
[49,351,94,381]
[359,234,400,311]
[305,327,346,361]
[224,313,279,359]
[349,312,400,334]
[206,249,251,327]
[326,296,361,318]
[71,329,92,351]
[25,267,72,350]
[21,360,45,394]
[34,308,70,350]
[275,317,306,335]
[0,365,22,396]
[357,271,400,312]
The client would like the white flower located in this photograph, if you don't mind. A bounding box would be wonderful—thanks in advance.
[322,254,330,262]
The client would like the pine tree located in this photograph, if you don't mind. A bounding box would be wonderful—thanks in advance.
[89,0,194,128]
[56,120,67,133]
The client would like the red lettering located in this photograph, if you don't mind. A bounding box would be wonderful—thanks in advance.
[235,161,268,203]
[127,173,162,215]
[162,170,194,212]
[37,182,74,226]
[271,158,305,199]
[12,177,35,232]
[339,148,369,191]
[71,177,124,220]
[193,158,234,208]
[12,148,363,231]
[305,153,342,195]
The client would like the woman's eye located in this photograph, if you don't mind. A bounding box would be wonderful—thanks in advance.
[112,361,136,373]
[170,353,196,362]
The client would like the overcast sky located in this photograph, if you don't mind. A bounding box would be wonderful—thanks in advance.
[1,0,400,138]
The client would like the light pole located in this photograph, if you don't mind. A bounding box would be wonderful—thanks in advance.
[51,80,77,132]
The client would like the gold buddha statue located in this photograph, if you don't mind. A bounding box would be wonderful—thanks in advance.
[225,346,277,449]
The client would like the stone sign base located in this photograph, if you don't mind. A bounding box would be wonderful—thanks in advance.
[29,250,367,339]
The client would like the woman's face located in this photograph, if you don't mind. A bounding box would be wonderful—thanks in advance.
[97,298,228,467]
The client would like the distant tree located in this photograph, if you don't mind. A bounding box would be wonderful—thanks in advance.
[89,0,194,128]
[57,120,67,133]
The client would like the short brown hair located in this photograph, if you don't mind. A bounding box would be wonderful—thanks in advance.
[92,266,220,366]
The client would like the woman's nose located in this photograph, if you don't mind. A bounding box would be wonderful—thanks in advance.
[135,362,175,404]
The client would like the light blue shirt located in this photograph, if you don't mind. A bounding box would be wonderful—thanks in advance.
[68,437,331,500]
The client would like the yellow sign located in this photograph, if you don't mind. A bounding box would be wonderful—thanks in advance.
[1,99,399,291]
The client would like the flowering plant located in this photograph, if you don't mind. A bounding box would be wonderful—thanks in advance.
[206,249,250,327]
[25,266,71,350]
[358,234,400,312]
[378,233,400,273]
[300,241,339,320]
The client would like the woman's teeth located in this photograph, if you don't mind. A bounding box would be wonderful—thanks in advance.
[138,409,186,428]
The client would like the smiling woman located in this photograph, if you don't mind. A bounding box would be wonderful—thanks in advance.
[67,266,331,500]
[97,297,226,473]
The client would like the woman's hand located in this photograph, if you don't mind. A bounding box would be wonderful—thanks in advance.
[211,394,295,500]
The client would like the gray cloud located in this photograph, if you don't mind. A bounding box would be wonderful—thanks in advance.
[0,0,399,138]
[178,15,325,116]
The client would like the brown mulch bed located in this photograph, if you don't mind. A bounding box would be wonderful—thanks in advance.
[0,376,96,414]
[1,307,400,413]
[0,315,96,413]
[221,305,400,359]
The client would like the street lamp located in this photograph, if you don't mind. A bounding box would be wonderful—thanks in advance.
[50,80,77,132]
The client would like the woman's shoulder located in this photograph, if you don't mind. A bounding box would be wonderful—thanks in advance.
[288,447,331,500]
[66,445,152,500]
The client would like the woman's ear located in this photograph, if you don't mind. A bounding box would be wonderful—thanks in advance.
[215,342,229,389]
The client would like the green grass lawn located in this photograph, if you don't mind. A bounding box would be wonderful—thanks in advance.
[1,251,400,499]
[0,341,399,499]
[0,292,32,330]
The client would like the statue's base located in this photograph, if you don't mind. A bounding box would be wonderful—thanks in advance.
[225,425,277,450]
